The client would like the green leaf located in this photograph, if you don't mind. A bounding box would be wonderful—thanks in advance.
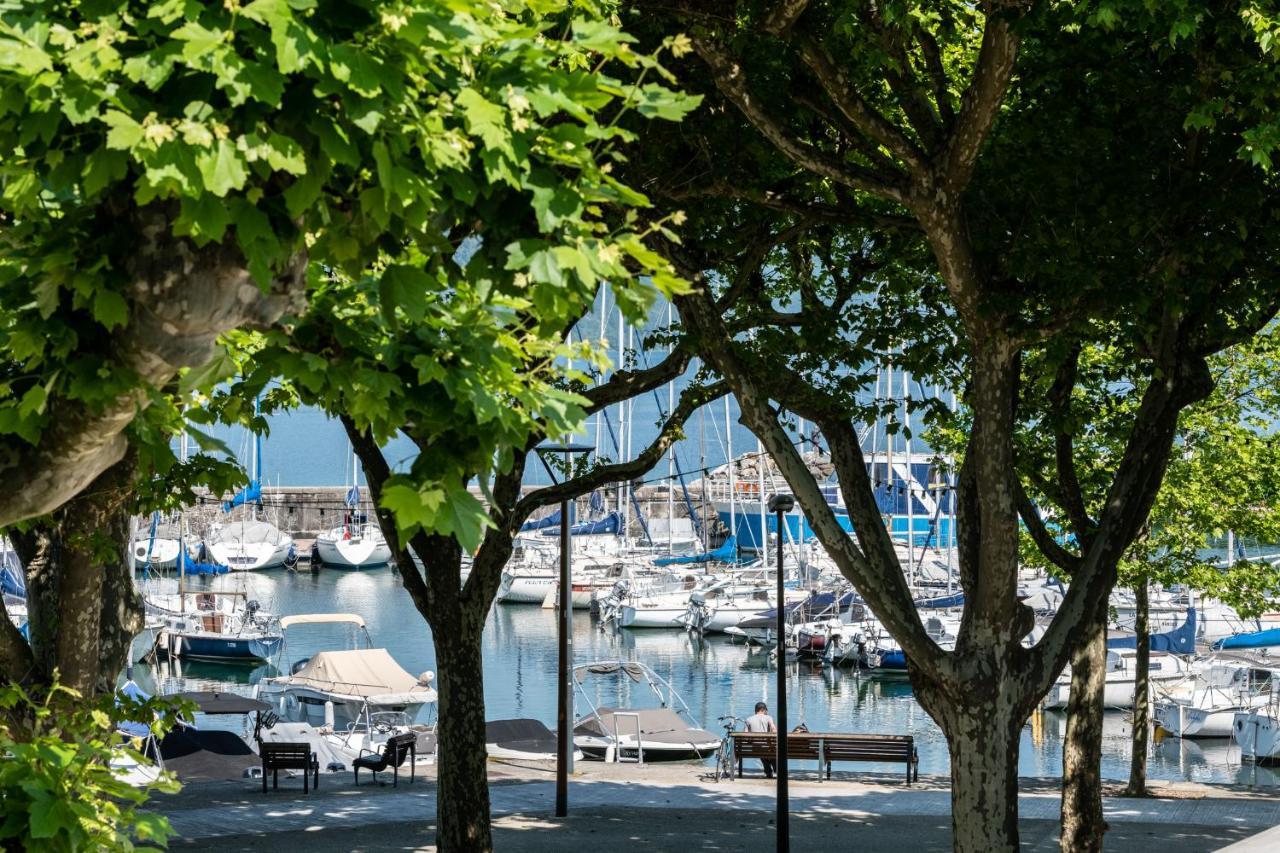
[196,139,248,196]
[379,265,430,324]
[101,111,143,150]
[175,194,233,244]
[184,423,234,456]
[456,88,508,152]
[263,133,306,175]
[92,289,129,330]
[329,45,386,97]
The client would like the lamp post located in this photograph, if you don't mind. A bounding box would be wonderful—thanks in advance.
[536,443,593,819]
[767,492,795,853]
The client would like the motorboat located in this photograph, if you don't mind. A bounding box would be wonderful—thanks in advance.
[1043,648,1193,710]
[1155,660,1276,738]
[259,648,436,730]
[258,614,435,730]
[486,718,582,761]
[205,520,295,571]
[315,522,392,569]
[1233,694,1280,763]
[571,660,719,761]
[151,591,283,662]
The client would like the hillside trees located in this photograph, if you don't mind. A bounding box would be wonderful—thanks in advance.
[631,1,1280,850]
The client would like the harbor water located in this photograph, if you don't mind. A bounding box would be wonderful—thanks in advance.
[129,566,1278,787]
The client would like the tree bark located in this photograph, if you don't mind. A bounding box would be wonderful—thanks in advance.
[2,453,137,693]
[1125,579,1150,797]
[1060,603,1109,853]
[431,610,492,852]
[915,670,1027,853]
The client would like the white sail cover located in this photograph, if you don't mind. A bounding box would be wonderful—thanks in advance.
[282,648,436,706]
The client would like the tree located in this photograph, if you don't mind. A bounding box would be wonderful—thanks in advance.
[629,2,1280,850]
[220,7,702,849]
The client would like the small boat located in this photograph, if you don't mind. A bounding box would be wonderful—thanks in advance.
[485,718,582,761]
[315,522,392,569]
[315,458,391,569]
[258,614,435,730]
[1043,648,1193,710]
[152,591,283,662]
[1155,660,1276,738]
[571,660,719,761]
[1233,694,1280,763]
[1214,626,1280,656]
[205,520,295,571]
[128,519,190,572]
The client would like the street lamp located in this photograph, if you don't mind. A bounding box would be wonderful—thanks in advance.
[535,443,593,819]
[767,492,795,853]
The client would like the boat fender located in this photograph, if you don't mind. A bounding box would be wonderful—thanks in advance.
[323,701,335,729]
[418,671,435,687]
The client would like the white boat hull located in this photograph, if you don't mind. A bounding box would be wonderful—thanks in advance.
[315,536,392,569]
[1234,710,1280,762]
[207,538,293,571]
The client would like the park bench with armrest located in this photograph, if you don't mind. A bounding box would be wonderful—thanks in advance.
[730,731,918,783]
[260,742,319,793]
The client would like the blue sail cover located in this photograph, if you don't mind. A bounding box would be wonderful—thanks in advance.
[654,536,741,567]
[177,550,230,576]
[0,563,24,598]
[222,480,262,512]
[545,511,622,537]
[520,505,573,532]
[1111,607,1197,655]
[1214,622,1280,653]
[345,485,360,508]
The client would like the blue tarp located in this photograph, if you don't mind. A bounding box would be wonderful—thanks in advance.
[520,505,573,532]
[1112,607,1197,655]
[654,536,741,567]
[914,591,964,609]
[178,550,230,576]
[222,479,262,512]
[544,510,621,537]
[345,485,360,508]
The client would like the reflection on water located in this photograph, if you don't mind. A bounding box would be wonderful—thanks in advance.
[128,566,1271,784]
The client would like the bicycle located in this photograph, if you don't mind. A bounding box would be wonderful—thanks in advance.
[713,715,744,782]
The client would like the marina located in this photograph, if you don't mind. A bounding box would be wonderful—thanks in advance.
[119,564,1280,788]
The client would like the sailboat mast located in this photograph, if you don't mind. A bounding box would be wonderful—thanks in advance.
[726,396,736,540]
[758,438,767,569]
[903,365,914,567]
[666,302,675,554]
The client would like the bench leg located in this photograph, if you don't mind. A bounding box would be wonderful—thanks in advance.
[314,758,320,790]
[393,763,398,788]
[303,764,309,794]
[411,747,416,784]
[354,767,359,786]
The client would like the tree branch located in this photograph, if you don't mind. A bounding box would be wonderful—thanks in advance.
[692,36,908,202]
[1013,477,1081,572]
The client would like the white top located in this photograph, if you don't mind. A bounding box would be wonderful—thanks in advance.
[279,613,367,630]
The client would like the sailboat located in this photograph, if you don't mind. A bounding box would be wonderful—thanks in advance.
[204,427,295,571]
[315,452,391,569]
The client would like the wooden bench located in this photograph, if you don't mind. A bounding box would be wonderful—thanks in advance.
[730,731,918,784]
[353,732,417,787]
[260,742,319,793]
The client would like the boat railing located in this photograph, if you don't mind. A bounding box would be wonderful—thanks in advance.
[611,712,643,764]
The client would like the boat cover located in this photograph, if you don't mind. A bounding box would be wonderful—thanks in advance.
[486,718,557,754]
[158,728,258,781]
[222,480,263,512]
[0,563,23,598]
[168,691,272,715]
[544,511,621,537]
[653,535,742,567]
[520,506,572,532]
[279,613,367,630]
[177,550,230,576]
[574,661,648,683]
[1215,623,1280,652]
[574,707,717,745]
[208,520,286,546]
[1110,606,1197,655]
[275,648,437,705]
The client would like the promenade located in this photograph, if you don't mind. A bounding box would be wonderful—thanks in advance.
[162,761,1280,851]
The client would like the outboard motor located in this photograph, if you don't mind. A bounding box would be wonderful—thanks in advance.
[684,590,712,634]
[598,579,630,625]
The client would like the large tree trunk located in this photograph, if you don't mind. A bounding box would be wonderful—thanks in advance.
[3,453,138,694]
[1125,579,1150,797]
[432,612,492,852]
[1060,604,1109,853]
[915,668,1027,853]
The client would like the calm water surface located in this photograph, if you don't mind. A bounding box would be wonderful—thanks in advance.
[130,566,1277,786]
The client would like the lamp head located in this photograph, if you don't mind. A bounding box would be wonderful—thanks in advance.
[767,494,795,513]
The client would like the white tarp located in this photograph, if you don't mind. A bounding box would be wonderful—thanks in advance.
[280,648,436,705]
[279,613,367,630]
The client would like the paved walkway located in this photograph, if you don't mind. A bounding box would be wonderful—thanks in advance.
[161,765,1280,851]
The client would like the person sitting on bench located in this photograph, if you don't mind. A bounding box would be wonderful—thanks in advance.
[744,702,778,779]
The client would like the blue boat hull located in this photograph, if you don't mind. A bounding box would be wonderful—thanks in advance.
[169,634,282,662]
